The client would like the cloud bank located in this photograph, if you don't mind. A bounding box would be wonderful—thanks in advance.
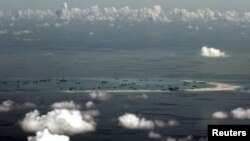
[201,46,227,58]
[1,4,250,24]
[118,113,178,130]
[19,109,96,135]
[28,128,70,141]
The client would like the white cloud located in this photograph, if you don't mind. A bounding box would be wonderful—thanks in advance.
[118,113,155,130]
[222,10,240,22]
[2,5,171,23]
[19,109,96,135]
[85,101,96,109]
[212,108,250,120]
[171,8,250,23]
[0,100,14,112]
[201,46,227,58]
[50,101,81,110]
[0,100,36,112]
[89,91,111,101]
[148,131,162,139]
[118,113,178,130]
[172,8,217,22]
[28,128,70,141]
[212,111,228,119]
[244,12,250,22]
[231,108,250,119]
[13,30,33,35]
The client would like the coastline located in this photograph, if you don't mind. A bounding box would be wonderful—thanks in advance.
[185,82,241,92]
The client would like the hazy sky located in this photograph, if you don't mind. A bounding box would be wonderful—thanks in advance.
[0,0,250,11]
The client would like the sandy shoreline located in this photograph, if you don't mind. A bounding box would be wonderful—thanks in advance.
[185,82,240,92]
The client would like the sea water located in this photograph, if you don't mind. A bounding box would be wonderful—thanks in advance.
[0,20,250,141]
